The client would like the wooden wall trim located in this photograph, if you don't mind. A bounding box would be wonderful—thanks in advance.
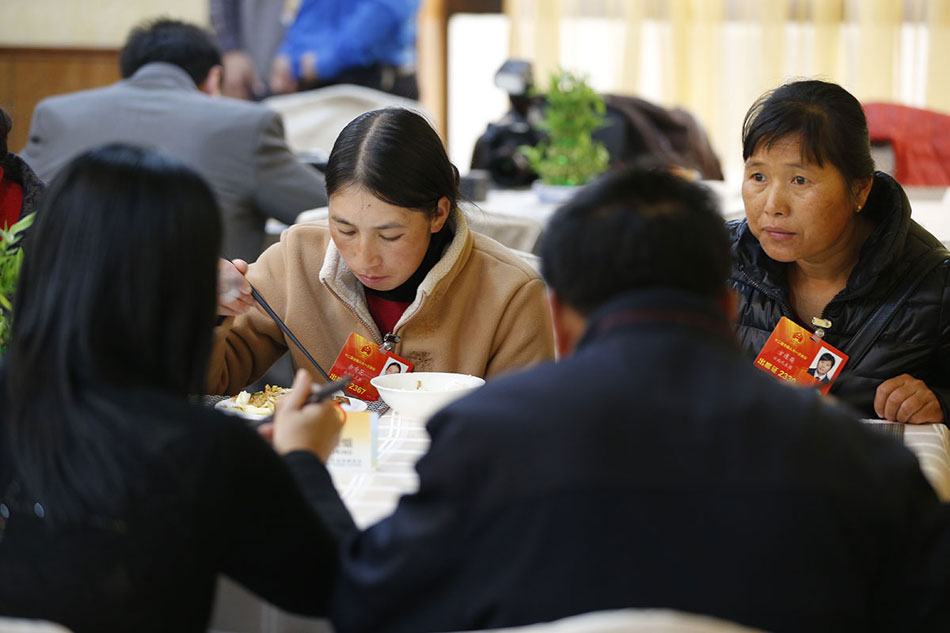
[0,47,121,154]
[0,47,120,56]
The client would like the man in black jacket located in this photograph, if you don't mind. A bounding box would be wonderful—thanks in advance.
[327,167,950,633]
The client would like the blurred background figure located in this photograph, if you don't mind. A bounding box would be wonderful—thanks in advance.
[19,18,327,263]
[210,0,287,100]
[0,143,348,632]
[0,107,43,230]
[269,0,421,99]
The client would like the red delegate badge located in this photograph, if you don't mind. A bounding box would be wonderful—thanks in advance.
[329,332,413,401]
[754,317,848,394]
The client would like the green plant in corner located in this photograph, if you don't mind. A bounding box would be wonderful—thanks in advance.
[0,212,35,353]
[519,68,610,187]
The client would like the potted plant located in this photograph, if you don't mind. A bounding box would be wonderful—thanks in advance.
[0,213,34,353]
[519,68,610,202]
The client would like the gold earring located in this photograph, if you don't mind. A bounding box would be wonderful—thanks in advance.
[856,205,862,213]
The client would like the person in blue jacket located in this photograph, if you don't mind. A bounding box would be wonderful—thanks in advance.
[270,0,420,99]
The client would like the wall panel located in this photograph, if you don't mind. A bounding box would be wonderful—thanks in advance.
[0,48,119,154]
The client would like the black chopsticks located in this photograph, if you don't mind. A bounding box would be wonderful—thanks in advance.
[249,285,332,382]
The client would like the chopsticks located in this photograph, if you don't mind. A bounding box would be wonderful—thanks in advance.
[249,285,332,382]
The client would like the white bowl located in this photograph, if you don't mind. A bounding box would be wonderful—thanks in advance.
[370,372,485,419]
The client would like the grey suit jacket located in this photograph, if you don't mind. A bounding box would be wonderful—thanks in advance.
[21,62,327,261]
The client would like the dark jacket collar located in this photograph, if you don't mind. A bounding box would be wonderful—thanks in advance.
[125,62,200,92]
[732,171,911,298]
[578,288,736,350]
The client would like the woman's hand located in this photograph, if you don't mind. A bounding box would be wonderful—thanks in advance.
[218,258,254,316]
[272,369,345,463]
[874,374,944,424]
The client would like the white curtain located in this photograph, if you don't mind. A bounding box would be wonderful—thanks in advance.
[504,0,950,181]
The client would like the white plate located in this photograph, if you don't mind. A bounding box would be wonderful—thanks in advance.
[338,398,368,413]
[214,393,368,419]
[214,397,269,420]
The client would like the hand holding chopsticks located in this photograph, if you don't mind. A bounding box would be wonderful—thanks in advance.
[217,258,255,316]
[216,257,332,382]
[270,369,347,463]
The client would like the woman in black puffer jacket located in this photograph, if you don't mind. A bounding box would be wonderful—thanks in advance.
[729,79,950,424]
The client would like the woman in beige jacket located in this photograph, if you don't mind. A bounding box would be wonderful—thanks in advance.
[208,108,554,395]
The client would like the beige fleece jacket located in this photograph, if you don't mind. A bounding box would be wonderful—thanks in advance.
[207,210,555,394]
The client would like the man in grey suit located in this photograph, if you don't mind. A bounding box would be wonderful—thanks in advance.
[21,18,327,262]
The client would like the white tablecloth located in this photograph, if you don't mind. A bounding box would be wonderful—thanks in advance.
[863,420,950,501]
[328,412,428,528]
[904,423,950,500]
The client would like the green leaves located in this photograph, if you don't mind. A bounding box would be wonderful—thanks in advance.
[519,69,610,186]
[0,211,35,351]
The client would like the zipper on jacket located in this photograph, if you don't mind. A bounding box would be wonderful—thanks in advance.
[811,286,864,338]
[740,268,862,339]
[322,282,384,346]
[736,269,794,320]
[381,332,400,352]
[810,316,832,338]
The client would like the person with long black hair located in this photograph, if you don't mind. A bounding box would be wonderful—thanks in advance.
[0,144,350,633]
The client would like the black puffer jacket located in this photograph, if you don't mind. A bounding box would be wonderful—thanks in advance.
[729,172,950,421]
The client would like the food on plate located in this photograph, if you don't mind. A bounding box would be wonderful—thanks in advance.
[228,385,291,415]
[220,385,366,417]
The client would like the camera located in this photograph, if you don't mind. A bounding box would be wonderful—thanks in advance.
[470,59,545,187]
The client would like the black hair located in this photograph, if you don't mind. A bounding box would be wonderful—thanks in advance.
[4,143,221,523]
[119,18,222,85]
[818,353,835,364]
[0,106,10,157]
[324,108,460,219]
[742,79,874,198]
[540,166,730,315]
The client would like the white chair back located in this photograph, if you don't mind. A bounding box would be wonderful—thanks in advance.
[263,84,429,156]
[0,618,72,633]
[445,609,770,633]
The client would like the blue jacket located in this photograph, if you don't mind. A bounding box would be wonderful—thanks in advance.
[328,288,950,633]
[278,0,419,81]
